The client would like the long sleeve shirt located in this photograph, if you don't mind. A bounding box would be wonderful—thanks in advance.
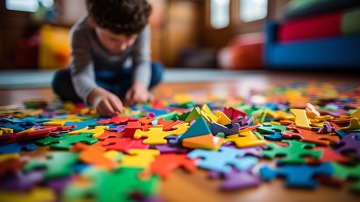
[69,16,151,102]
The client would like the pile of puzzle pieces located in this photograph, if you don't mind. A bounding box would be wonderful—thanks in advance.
[0,82,360,202]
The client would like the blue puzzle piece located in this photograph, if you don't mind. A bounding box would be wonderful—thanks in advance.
[64,119,97,130]
[259,163,333,189]
[0,142,37,154]
[264,131,282,141]
[188,147,259,173]
[179,117,211,141]
[209,122,240,136]
[165,135,181,146]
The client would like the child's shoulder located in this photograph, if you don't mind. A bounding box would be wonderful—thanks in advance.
[70,16,92,34]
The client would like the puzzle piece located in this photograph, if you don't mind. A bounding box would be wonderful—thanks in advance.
[69,126,109,138]
[258,122,287,134]
[262,140,322,164]
[0,142,36,154]
[225,129,267,148]
[209,122,240,136]
[23,152,79,179]
[223,107,247,120]
[134,123,189,144]
[290,109,312,130]
[154,144,188,154]
[306,147,348,164]
[100,137,149,152]
[124,121,143,137]
[282,124,339,146]
[141,154,197,179]
[187,146,258,173]
[0,170,43,191]
[215,111,231,125]
[121,149,160,168]
[0,187,55,202]
[334,133,360,159]
[182,134,224,150]
[69,142,119,170]
[179,117,210,141]
[64,167,160,202]
[0,128,51,144]
[209,169,261,191]
[64,119,97,130]
[331,163,360,192]
[36,132,98,149]
[259,163,333,188]
[340,118,360,131]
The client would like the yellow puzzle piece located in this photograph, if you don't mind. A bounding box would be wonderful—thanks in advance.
[290,109,311,130]
[134,123,189,144]
[225,129,267,148]
[69,126,109,138]
[121,149,160,168]
[0,187,55,202]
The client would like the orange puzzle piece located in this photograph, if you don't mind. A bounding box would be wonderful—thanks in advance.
[282,124,339,146]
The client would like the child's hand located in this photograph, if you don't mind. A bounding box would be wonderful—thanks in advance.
[125,81,154,106]
[88,87,124,117]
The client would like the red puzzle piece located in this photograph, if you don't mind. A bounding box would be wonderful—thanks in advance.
[100,137,149,152]
[306,147,349,164]
[282,124,339,146]
[0,128,52,144]
[123,121,143,137]
[97,131,123,140]
[140,154,197,179]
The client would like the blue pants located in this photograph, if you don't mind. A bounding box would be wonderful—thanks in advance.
[52,62,164,102]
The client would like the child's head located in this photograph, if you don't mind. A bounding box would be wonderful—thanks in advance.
[86,0,152,53]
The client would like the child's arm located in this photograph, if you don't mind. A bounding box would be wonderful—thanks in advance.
[69,19,124,116]
[125,25,154,105]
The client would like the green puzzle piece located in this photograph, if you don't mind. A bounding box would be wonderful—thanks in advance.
[36,132,98,149]
[331,163,360,192]
[258,122,287,133]
[64,167,160,202]
[23,152,79,179]
[262,140,322,164]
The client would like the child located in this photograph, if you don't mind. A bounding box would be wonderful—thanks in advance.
[52,0,163,117]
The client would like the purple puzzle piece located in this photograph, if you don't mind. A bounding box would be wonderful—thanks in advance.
[334,133,360,159]
[209,122,240,136]
[154,144,188,154]
[209,169,261,191]
[45,175,74,193]
[223,143,263,158]
[231,116,254,127]
[317,122,335,134]
[0,170,43,191]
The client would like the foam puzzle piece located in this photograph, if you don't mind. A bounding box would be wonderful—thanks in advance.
[97,131,123,140]
[290,109,312,130]
[121,149,160,168]
[0,153,19,164]
[23,152,79,179]
[44,175,73,193]
[200,104,219,123]
[0,142,36,154]
[231,116,254,127]
[334,133,360,159]
[96,116,137,125]
[36,132,98,150]
[154,144,188,154]
[259,163,333,188]
[223,107,247,120]
[0,128,51,145]
[306,147,349,164]
[258,122,287,134]
[182,134,224,150]
[0,187,55,202]
[262,140,322,164]
[209,170,262,191]
[64,119,97,130]
[134,123,189,145]
[331,163,360,192]
[64,167,160,202]
[187,146,258,173]
[340,118,360,131]
[164,135,181,147]
[109,125,126,133]
[101,137,149,152]
[69,126,109,138]
[184,107,201,123]
[0,170,43,191]
[179,117,210,141]
[124,121,143,137]
[209,122,240,136]
[141,154,197,179]
[0,121,34,133]
[43,117,82,126]
[222,144,263,158]
[215,111,231,125]
[225,129,267,148]
[282,124,339,146]
[69,142,119,171]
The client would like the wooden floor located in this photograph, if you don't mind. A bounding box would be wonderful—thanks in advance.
[1,70,360,202]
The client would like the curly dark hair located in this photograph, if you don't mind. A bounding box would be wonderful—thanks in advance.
[86,0,152,35]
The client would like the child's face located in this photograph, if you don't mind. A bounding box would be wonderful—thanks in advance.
[94,27,138,54]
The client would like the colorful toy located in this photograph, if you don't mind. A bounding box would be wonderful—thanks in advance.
[36,133,98,150]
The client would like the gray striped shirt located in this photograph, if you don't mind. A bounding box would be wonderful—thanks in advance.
[69,17,151,102]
